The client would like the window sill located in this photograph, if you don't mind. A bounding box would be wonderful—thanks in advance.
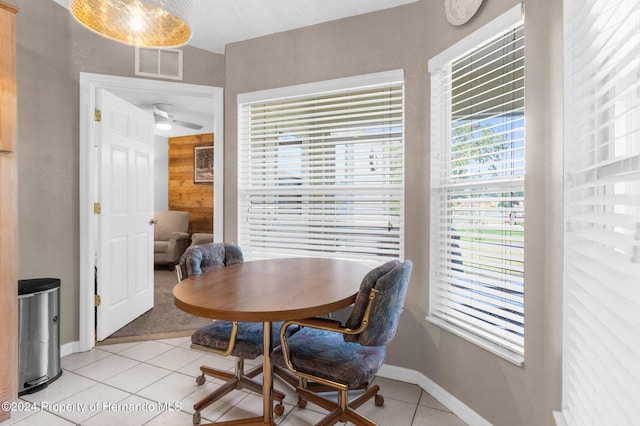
[425,316,525,367]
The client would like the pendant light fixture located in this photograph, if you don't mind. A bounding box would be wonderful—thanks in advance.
[70,0,193,48]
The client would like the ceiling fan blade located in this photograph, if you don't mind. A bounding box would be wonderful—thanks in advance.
[173,120,203,130]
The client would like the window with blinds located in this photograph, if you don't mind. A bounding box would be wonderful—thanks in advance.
[561,0,640,424]
[237,71,405,264]
[428,5,525,363]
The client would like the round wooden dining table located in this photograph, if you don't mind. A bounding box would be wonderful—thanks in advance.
[173,257,371,425]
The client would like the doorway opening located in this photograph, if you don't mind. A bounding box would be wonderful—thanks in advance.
[79,73,224,352]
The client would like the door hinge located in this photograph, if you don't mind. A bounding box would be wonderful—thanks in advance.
[95,294,101,307]
[94,109,101,122]
[94,202,101,214]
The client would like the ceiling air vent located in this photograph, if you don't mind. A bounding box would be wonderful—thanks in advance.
[135,47,183,80]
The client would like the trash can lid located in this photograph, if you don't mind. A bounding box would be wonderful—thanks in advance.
[18,278,61,295]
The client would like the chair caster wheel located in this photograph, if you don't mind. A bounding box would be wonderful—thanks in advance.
[193,411,201,424]
[375,394,384,406]
[274,403,285,416]
[195,374,206,386]
[298,397,307,409]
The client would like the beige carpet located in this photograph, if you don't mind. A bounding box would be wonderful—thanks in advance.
[100,269,212,344]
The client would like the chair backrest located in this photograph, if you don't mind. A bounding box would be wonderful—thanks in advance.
[344,260,412,347]
[177,242,244,280]
[154,210,189,241]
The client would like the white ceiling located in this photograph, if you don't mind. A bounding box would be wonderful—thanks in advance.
[188,0,420,54]
[52,0,419,137]
[53,0,419,54]
[107,88,216,138]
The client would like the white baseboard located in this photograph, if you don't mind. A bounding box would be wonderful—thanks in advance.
[553,410,567,426]
[60,341,81,358]
[378,364,492,426]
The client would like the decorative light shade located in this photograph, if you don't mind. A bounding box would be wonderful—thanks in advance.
[70,0,193,48]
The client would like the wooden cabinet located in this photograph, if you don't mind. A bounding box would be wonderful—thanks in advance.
[0,1,17,153]
[0,1,18,421]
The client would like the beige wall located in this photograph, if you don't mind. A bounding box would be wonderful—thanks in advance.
[223,0,563,425]
[13,0,225,345]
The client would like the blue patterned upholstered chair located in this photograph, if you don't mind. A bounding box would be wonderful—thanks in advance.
[271,259,412,426]
[177,243,285,424]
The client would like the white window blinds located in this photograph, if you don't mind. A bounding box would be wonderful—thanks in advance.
[561,0,640,424]
[428,5,526,363]
[237,71,405,263]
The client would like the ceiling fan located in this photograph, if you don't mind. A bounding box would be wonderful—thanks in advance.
[153,103,203,131]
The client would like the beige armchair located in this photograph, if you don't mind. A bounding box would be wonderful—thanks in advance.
[153,210,190,267]
[189,233,214,247]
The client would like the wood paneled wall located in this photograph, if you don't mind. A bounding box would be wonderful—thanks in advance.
[168,133,214,235]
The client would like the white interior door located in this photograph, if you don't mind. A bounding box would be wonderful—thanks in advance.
[96,89,154,341]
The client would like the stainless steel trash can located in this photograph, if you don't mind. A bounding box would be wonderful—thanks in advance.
[18,278,62,395]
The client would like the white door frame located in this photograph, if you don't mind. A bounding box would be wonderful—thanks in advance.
[78,72,224,352]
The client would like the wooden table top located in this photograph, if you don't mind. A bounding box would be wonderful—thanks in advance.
[173,257,371,322]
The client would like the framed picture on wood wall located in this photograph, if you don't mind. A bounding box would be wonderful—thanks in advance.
[194,145,214,183]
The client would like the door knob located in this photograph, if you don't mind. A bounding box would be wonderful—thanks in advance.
[149,219,157,225]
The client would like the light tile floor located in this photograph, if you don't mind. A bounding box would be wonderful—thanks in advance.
[4,337,467,425]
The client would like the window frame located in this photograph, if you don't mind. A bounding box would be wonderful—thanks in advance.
[427,4,526,366]
[237,70,406,265]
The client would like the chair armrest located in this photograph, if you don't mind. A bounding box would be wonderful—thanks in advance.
[191,321,239,357]
[279,288,379,341]
[278,308,377,392]
[169,231,190,241]
[286,317,343,330]
[166,232,191,265]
